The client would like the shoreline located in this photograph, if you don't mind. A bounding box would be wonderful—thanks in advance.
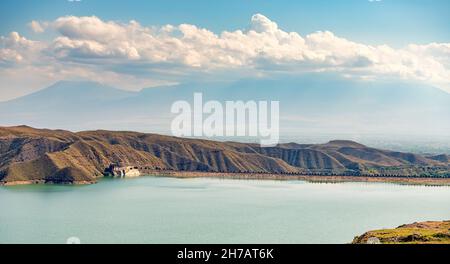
[2,171,450,186]
[0,180,97,186]
[147,171,450,186]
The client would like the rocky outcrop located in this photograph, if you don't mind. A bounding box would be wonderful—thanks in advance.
[352,221,450,244]
[0,126,449,185]
[104,164,141,177]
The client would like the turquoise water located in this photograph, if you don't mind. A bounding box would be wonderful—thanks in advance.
[1,176,450,244]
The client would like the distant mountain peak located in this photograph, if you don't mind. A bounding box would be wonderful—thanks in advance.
[52,79,102,86]
[46,80,118,91]
[1,76,449,135]
[325,140,367,148]
[0,79,137,106]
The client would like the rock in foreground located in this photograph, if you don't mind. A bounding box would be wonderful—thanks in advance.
[352,221,450,244]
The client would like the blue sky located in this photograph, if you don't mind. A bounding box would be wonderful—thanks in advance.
[0,0,449,101]
[1,0,449,47]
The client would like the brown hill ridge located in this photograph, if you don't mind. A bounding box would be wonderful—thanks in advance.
[0,126,449,185]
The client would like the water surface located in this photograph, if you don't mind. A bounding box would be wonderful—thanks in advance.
[1,176,450,244]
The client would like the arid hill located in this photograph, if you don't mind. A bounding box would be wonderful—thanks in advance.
[0,126,449,185]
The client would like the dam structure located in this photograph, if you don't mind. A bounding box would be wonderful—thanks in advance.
[104,164,141,178]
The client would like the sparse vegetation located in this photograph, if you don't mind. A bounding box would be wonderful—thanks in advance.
[0,126,449,185]
[353,221,450,244]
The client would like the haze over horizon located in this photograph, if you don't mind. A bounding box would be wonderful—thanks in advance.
[1,77,450,155]
[1,0,450,152]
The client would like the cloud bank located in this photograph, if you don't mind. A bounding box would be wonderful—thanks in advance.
[1,14,450,99]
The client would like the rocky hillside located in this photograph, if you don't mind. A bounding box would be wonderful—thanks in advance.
[0,126,449,185]
[352,221,450,244]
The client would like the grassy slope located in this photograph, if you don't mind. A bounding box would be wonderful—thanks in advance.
[352,221,450,244]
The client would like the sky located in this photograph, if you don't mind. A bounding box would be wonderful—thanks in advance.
[1,0,450,46]
[0,0,450,101]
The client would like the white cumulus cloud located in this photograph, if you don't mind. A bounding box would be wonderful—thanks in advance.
[0,13,450,96]
[29,21,45,33]
[0,32,43,65]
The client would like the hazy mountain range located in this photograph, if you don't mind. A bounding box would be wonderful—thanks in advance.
[1,74,449,133]
[1,75,449,153]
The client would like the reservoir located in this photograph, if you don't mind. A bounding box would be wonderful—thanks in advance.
[1,176,450,244]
